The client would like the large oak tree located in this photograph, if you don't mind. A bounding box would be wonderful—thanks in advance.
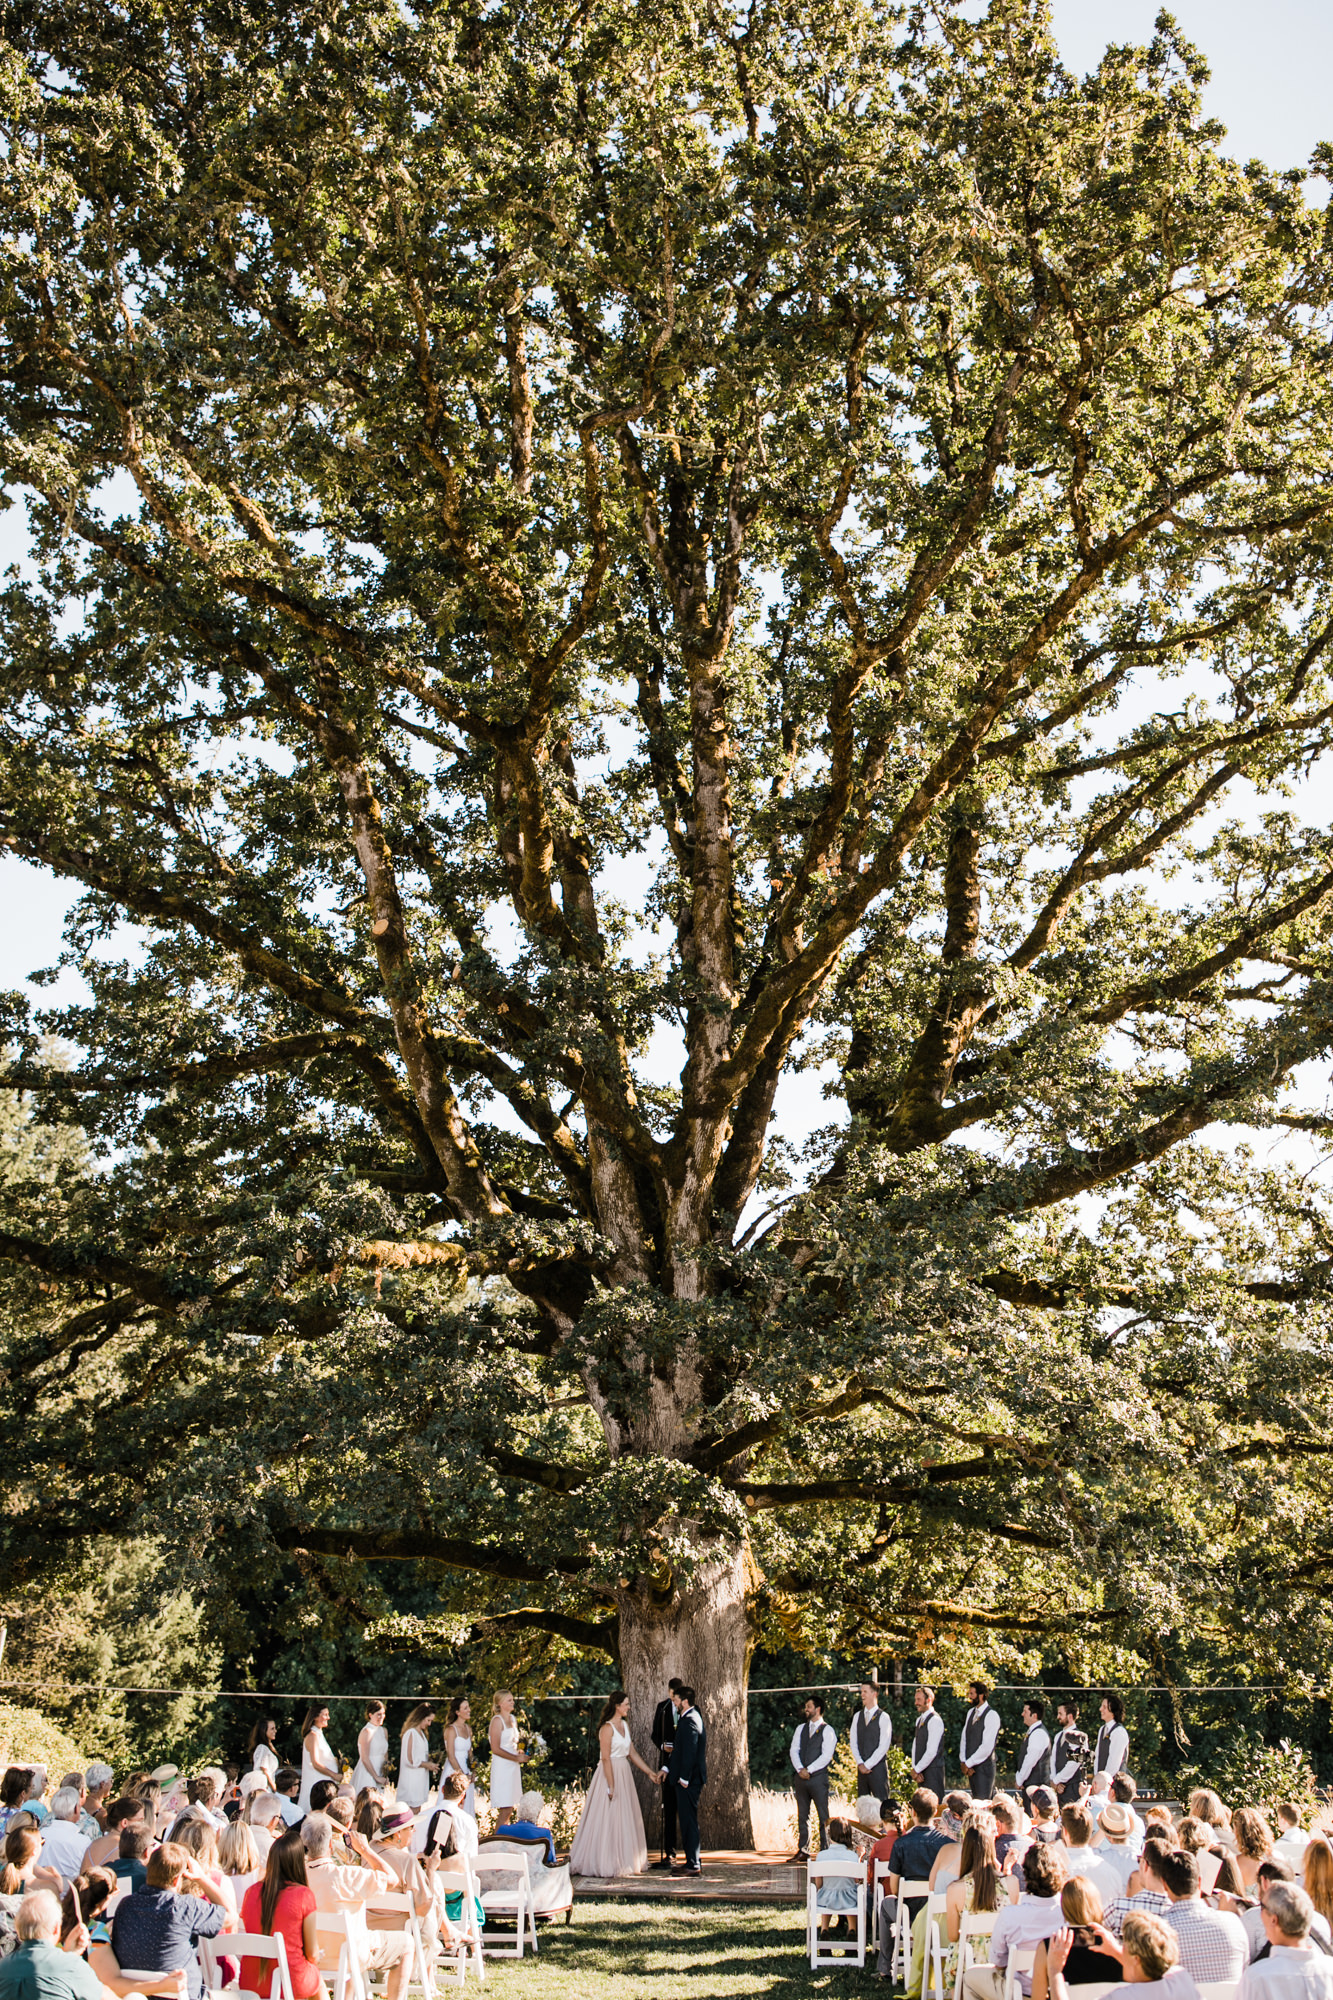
[4,0,1333,1841]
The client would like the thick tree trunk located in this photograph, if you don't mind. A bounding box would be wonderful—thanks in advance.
[618,1544,754,1852]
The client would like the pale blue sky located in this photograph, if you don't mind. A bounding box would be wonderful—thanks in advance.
[3,0,1329,1008]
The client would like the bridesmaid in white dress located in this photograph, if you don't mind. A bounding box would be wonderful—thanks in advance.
[444,1697,476,1817]
[488,1691,527,1826]
[397,1702,437,1809]
[298,1703,339,1810]
[352,1701,389,1795]
[247,1719,279,1786]
[569,1692,655,1878]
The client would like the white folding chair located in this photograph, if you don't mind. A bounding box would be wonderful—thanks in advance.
[471,1855,537,1960]
[953,1909,998,2000]
[429,1856,486,1985]
[313,1909,369,2000]
[870,1856,895,1949]
[1004,1944,1038,2000]
[925,1890,950,2000]
[893,1879,934,1984]
[364,1891,432,1997]
[198,1933,294,2000]
[806,1852,868,1971]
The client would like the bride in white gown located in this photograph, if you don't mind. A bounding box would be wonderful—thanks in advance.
[569,1692,656,1878]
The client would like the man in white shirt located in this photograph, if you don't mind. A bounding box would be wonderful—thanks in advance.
[788,1697,836,1860]
[1093,1695,1130,1781]
[851,1683,893,1804]
[274,1768,305,1826]
[911,1685,947,1799]
[1050,1702,1089,1806]
[959,1683,1001,1800]
[1158,1847,1248,1984]
[57,1773,101,1841]
[963,1840,1069,2000]
[300,1811,418,2000]
[1243,1866,1333,1962]
[1275,1808,1313,1872]
[1060,1803,1119,1903]
[36,1789,90,1886]
[1015,1700,1053,1805]
[1241,1883,1333,2000]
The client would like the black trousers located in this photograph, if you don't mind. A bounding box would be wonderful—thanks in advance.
[793,1771,830,1852]
[676,1778,704,1869]
[914,1754,947,1801]
[967,1759,996,1799]
[660,1764,677,1855]
[856,1761,889,1802]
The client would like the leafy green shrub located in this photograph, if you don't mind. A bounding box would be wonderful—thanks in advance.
[1177,1730,1319,1818]
[0,1703,85,1778]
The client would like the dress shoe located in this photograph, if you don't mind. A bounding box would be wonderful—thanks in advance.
[787,1850,810,1863]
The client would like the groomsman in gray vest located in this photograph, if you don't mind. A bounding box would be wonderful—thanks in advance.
[851,1681,893,1803]
[911,1684,947,1798]
[788,1696,837,1859]
[959,1681,1001,1799]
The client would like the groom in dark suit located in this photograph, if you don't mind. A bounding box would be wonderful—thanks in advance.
[663,1684,707,1876]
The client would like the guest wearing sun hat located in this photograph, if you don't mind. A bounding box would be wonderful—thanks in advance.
[1095,1803,1142,1894]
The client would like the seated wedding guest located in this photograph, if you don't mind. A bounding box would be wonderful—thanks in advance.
[1085,1773,1111,1824]
[1157,1847,1247,1985]
[994,1797,1028,1873]
[1062,1805,1119,1905]
[307,1785,338,1819]
[39,1792,91,1890]
[1051,1910,1201,2000]
[866,1801,902,1889]
[502,1793,557,1865]
[1094,1806,1141,1895]
[1107,1835,1175,1936]
[110,1840,228,2000]
[1235,1812,1278,1893]
[56,1780,99,1844]
[419,1778,474,1866]
[962,1841,1068,2000]
[369,1809,438,1929]
[1240,1883,1333,2000]
[244,1795,287,1866]
[944,1821,1005,1990]
[1241,1861,1332,1961]
[1274,1808,1311,1872]
[1029,1792,1066,1850]
[319,1802,357,1867]
[272,1774,304,1831]
[59,1869,116,1948]
[217,1821,264,1902]
[110,1826,151,1894]
[170,1819,238,1928]
[20,1776,50,1832]
[83,1771,115,1836]
[0,1891,101,2000]
[84,1800,146,1874]
[300,1814,414,2000]
[0,1775,32,1839]
[1304,1843,1333,1935]
[813,1820,863,1942]
[932,1797,991,1889]
[1188,1792,1237,1855]
[889,1790,950,1918]
[1,1831,59,1902]
[238,1829,321,2000]
[1031,1879,1121,2000]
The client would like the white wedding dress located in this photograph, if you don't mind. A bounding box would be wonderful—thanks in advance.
[569,1722,647,1878]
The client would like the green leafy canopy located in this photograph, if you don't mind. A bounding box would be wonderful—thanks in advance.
[2,0,1333,1813]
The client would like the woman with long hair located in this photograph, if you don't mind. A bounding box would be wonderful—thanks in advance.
[568,1691,657,1879]
[0,1825,55,1896]
[352,1702,389,1795]
[247,1721,280,1787]
[172,1815,240,1927]
[443,1698,476,1818]
[218,1820,264,1900]
[238,1827,322,1999]
[487,1693,526,1828]
[1032,1878,1121,2000]
[1232,1808,1274,1889]
[397,1703,436,1811]
[298,1705,338,1814]
[945,1820,1003,1985]
[1304,1839,1333,1930]
[1187,1788,1237,1852]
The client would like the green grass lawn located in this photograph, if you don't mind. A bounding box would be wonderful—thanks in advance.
[473,1900,877,1995]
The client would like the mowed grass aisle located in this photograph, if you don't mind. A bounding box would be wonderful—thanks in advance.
[477,1901,870,1995]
